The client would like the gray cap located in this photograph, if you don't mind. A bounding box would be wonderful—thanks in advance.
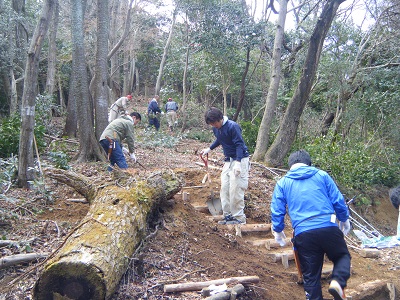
[288,150,311,168]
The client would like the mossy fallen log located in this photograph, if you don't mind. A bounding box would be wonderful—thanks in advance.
[34,168,182,300]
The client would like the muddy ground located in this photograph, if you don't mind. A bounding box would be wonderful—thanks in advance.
[0,118,399,300]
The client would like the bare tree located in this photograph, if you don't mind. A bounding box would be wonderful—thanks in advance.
[70,0,104,162]
[265,0,346,166]
[45,0,59,97]
[179,12,190,133]
[17,0,55,188]
[155,9,177,95]
[252,0,288,161]
[93,0,109,139]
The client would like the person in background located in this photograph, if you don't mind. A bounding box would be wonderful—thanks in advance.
[271,149,351,300]
[200,107,250,225]
[108,94,133,123]
[100,112,141,171]
[147,95,162,131]
[164,97,179,132]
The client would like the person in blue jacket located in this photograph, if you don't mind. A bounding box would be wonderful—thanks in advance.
[200,107,250,225]
[271,150,351,300]
[147,95,162,131]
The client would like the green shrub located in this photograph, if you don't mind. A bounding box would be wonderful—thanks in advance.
[138,130,182,149]
[0,115,21,157]
[240,118,261,154]
[184,129,214,143]
[305,134,399,189]
[48,151,70,170]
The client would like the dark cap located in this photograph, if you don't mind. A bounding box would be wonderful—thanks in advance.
[288,150,311,168]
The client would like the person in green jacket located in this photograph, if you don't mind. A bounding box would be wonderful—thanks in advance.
[99,112,141,171]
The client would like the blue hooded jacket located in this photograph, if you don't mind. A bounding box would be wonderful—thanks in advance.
[271,166,349,236]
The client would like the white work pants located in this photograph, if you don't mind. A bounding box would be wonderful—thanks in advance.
[220,157,249,223]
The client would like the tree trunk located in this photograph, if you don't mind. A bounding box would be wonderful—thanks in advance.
[63,67,78,137]
[45,0,59,96]
[93,0,109,139]
[108,0,134,101]
[17,0,55,188]
[265,0,345,167]
[252,0,287,161]
[180,13,190,133]
[155,10,176,95]
[232,46,250,122]
[71,0,104,162]
[34,169,183,300]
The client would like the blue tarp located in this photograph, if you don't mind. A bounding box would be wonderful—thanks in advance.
[353,230,400,249]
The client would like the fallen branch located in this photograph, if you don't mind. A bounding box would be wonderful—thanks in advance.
[163,275,259,293]
[66,198,88,203]
[0,253,48,270]
[195,162,223,171]
[250,162,286,178]
[0,240,17,247]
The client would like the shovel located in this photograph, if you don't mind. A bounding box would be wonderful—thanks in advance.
[200,154,222,216]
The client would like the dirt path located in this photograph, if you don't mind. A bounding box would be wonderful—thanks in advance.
[0,135,399,300]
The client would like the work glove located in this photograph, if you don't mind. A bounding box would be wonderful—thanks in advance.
[200,148,211,156]
[122,147,129,155]
[130,152,136,163]
[233,161,241,177]
[272,230,287,247]
[339,219,351,236]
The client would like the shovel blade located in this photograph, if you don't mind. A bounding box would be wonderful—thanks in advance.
[206,197,222,216]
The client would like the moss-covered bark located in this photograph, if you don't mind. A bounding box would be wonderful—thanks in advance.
[34,169,182,300]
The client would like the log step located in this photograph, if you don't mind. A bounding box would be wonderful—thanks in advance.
[288,264,333,280]
[266,250,294,263]
[206,215,224,221]
[248,238,292,249]
[346,280,396,300]
[226,223,271,233]
[193,205,210,214]
[359,249,381,258]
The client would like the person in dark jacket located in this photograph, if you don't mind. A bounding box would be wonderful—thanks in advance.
[99,112,141,171]
[271,150,351,300]
[200,107,250,225]
[147,95,162,131]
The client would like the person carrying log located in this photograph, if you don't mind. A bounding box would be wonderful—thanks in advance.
[270,150,351,300]
[99,112,141,171]
[108,94,133,123]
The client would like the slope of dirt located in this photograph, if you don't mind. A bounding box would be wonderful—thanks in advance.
[0,121,399,299]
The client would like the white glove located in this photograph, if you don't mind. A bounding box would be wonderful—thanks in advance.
[122,147,129,155]
[200,148,211,156]
[339,219,351,236]
[161,111,165,115]
[130,153,136,163]
[272,230,287,247]
[233,161,241,176]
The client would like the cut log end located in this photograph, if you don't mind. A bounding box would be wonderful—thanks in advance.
[34,262,106,300]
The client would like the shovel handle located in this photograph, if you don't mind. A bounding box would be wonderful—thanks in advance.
[199,153,208,168]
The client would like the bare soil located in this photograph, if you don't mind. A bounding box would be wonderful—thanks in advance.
[0,119,399,300]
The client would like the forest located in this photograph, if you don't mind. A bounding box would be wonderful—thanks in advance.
[0,0,399,192]
[0,0,399,299]
[0,0,398,194]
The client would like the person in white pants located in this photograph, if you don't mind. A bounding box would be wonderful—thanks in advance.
[200,107,250,225]
[108,94,132,123]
